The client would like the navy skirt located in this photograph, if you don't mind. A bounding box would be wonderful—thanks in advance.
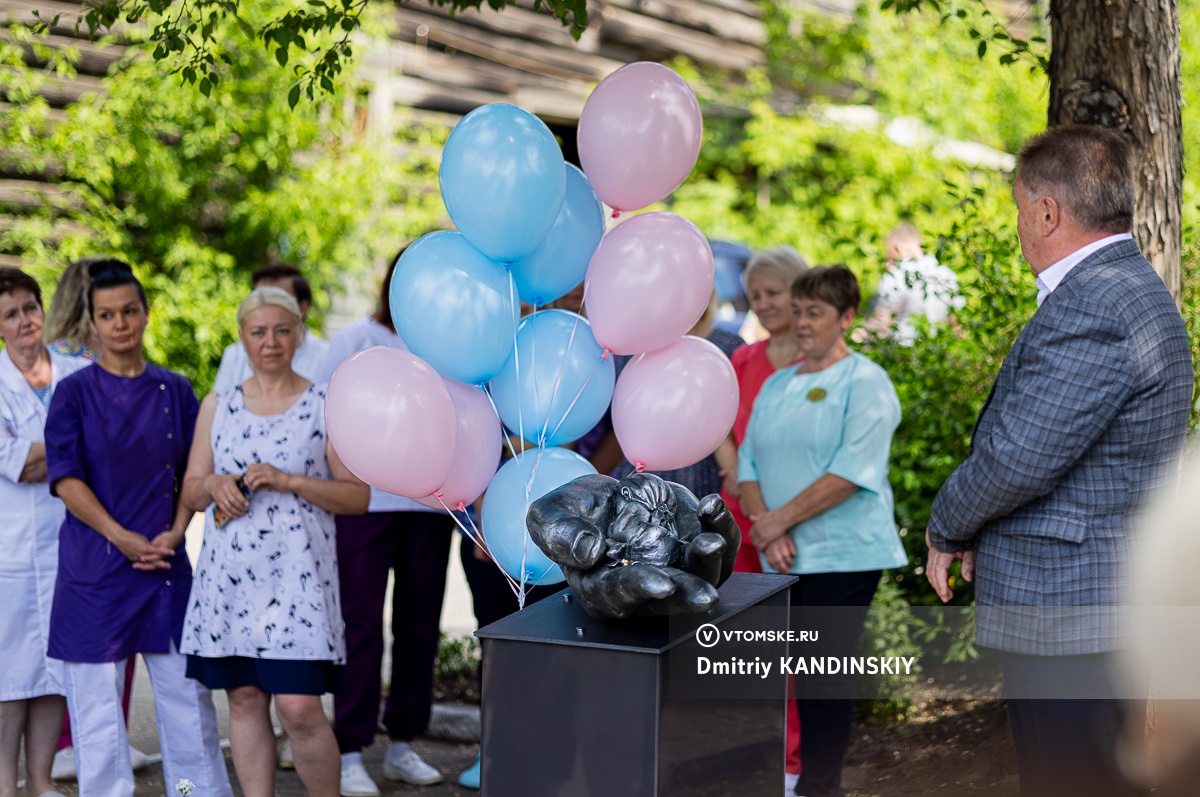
[186,655,345,696]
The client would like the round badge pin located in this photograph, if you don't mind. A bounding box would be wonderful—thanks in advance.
[807,388,827,402]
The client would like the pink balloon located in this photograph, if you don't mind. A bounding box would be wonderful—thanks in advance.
[612,336,738,471]
[417,379,503,510]
[325,347,457,499]
[584,212,714,355]
[577,61,702,211]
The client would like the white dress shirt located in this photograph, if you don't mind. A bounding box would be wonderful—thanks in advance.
[1035,233,1133,307]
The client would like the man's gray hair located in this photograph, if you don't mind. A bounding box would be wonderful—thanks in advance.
[1016,125,1134,234]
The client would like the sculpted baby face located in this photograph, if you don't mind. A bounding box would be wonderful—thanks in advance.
[616,473,678,533]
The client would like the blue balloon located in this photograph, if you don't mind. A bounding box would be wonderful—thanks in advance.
[481,447,596,587]
[489,310,615,447]
[440,104,566,264]
[510,164,604,306]
[389,231,519,385]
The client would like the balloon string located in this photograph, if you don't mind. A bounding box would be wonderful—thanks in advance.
[484,385,522,462]
[432,493,525,601]
[536,308,586,447]
[517,445,548,601]
[507,271,528,453]
[544,352,606,443]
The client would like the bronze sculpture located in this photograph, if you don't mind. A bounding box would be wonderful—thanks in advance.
[527,473,741,620]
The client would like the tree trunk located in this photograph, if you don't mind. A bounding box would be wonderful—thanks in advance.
[1048,0,1182,301]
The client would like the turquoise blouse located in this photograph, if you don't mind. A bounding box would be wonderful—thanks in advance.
[738,352,907,575]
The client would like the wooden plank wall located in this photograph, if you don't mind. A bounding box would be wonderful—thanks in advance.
[357,0,767,141]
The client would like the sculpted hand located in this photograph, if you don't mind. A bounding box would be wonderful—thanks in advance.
[207,473,250,519]
[925,530,974,603]
[528,474,740,620]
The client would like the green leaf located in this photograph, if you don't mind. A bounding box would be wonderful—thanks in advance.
[288,83,301,108]
[977,40,987,58]
[275,46,288,66]
[198,77,211,96]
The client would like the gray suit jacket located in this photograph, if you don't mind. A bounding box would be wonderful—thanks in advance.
[928,239,1192,655]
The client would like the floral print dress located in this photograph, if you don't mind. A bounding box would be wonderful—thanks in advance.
[182,384,345,663]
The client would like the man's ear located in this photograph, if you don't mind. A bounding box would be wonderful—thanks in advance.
[299,300,311,321]
[1039,195,1061,235]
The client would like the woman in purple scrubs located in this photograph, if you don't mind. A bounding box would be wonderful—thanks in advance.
[43,268,232,797]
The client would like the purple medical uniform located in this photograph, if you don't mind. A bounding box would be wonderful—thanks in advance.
[44,363,199,663]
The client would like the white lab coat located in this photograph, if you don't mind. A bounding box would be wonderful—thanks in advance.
[0,346,90,700]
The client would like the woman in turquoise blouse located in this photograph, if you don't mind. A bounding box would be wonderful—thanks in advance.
[738,265,905,797]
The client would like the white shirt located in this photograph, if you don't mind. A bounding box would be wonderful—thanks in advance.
[873,254,963,344]
[1035,233,1134,307]
[317,316,440,514]
[212,328,329,394]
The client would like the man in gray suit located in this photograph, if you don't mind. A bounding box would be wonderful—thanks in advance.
[925,126,1192,796]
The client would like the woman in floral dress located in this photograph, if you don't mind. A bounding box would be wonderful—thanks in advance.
[181,288,367,797]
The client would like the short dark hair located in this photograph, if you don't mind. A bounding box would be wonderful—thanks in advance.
[0,267,43,307]
[791,265,860,316]
[1016,125,1134,233]
[373,247,406,333]
[83,258,133,279]
[251,263,312,308]
[88,269,148,319]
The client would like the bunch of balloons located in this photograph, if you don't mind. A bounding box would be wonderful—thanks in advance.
[326,62,738,599]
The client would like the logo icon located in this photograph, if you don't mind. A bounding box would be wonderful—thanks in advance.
[696,623,720,648]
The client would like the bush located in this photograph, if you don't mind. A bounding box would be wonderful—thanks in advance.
[861,179,1033,608]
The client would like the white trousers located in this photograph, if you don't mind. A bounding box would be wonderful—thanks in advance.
[63,643,232,797]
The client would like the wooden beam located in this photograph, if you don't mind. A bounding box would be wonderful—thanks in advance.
[0,66,104,106]
[392,6,620,82]
[599,0,764,46]
[0,178,78,211]
[1,30,126,76]
[597,5,762,71]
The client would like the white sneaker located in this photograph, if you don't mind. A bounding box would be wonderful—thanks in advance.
[278,738,295,770]
[339,761,381,797]
[784,772,799,796]
[382,745,442,786]
[129,746,151,773]
[51,747,76,781]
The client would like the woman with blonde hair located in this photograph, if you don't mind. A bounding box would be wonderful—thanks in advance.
[721,246,809,573]
[44,258,131,362]
[182,287,368,797]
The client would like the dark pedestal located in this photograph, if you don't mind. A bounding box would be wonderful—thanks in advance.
[476,572,796,797]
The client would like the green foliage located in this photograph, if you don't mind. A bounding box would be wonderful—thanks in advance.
[1,6,448,393]
[857,578,921,721]
[71,0,586,102]
[860,180,1035,606]
[880,0,1049,74]
[675,99,1019,297]
[435,633,481,682]
[674,2,1041,611]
